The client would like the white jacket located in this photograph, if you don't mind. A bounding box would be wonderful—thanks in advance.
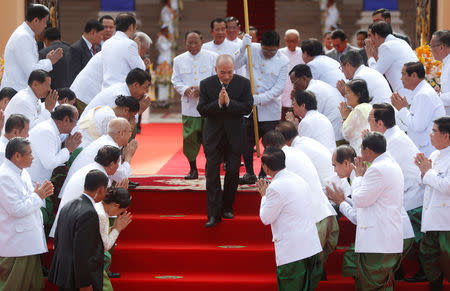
[307,55,344,88]
[70,51,103,104]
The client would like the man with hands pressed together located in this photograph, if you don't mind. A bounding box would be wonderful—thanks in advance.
[197,54,253,227]
[0,137,54,290]
[414,116,450,290]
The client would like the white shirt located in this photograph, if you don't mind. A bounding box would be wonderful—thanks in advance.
[291,136,337,186]
[439,54,450,115]
[50,162,109,237]
[235,43,289,121]
[3,86,51,130]
[171,49,218,117]
[397,80,446,156]
[307,55,344,88]
[78,106,116,148]
[28,119,70,183]
[352,152,404,253]
[260,169,322,266]
[1,22,52,91]
[279,47,304,107]
[298,110,336,152]
[368,34,418,97]
[0,159,47,256]
[384,126,424,211]
[342,103,372,155]
[70,51,103,104]
[202,39,240,57]
[421,146,450,232]
[0,135,8,165]
[282,145,336,223]
[306,79,344,140]
[95,202,120,251]
[101,31,145,89]
[156,34,173,65]
[353,65,392,105]
[81,82,131,119]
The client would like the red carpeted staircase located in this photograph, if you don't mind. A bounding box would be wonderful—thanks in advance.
[44,185,450,290]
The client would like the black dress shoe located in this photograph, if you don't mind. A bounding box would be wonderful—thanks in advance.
[129,181,139,187]
[238,173,257,185]
[404,271,428,283]
[223,211,234,219]
[205,217,221,228]
[107,272,121,278]
[184,169,198,180]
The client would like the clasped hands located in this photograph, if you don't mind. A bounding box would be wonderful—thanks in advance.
[218,87,230,106]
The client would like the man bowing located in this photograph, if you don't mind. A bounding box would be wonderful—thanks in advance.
[197,54,253,227]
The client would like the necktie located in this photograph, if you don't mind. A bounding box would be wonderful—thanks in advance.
[92,45,97,55]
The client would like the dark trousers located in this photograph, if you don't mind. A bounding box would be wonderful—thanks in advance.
[242,117,279,176]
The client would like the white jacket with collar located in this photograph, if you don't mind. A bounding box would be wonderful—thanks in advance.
[352,152,404,253]
[260,169,322,266]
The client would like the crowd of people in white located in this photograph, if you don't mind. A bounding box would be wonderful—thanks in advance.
[0,3,448,291]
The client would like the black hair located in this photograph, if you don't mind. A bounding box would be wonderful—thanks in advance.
[44,27,61,41]
[323,31,332,38]
[372,8,391,20]
[28,70,50,86]
[99,15,115,24]
[346,79,372,104]
[51,104,77,121]
[434,116,450,136]
[335,145,357,164]
[300,39,323,57]
[331,29,347,41]
[357,30,368,38]
[249,26,258,33]
[261,147,286,172]
[275,121,298,141]
[225,16,240,26]
[25,4,50,22]
[184,30,202,40]
[294,90,317,110]
[115,13,136,32]
[104,187,132,208]
[126,68,151,85]
[84,19,104,33]
[94,145,121,167]
[432,30,450,47]
[56,88,76,101]
[84,169,109,192]
[114,95,140,113]
[404,61,425,79]
[362,132,386,154]
[5,137,30,160]
[210,18,227,30]
[372,103,396,129]
[289,64,312,78]
[371,21,392,38]
[5,114,29,134]
[340,50,363,67]
[261,30,280,47]
[0,87,17,101]
[262,130,286,148]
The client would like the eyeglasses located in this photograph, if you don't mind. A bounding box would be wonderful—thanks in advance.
[430,43,441,48]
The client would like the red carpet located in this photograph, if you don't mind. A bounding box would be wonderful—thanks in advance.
[43,124,449,290]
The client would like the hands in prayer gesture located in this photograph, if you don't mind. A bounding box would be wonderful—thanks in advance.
[285,111,299,127]
[46,47,63,65]
[65,132,82,153]
[34,180,54,199]
[415,153,432,178]
[114,211,132,232]
[45,90,59,112]
[339,101,351,120]
[256,178,269,198]
[139,95,151,115]
[325,182,346,206]
[364,39,378,60]
[353,156,367,177]
[218,87,230,106]
[123,139,138,163]
[391,92,408,111]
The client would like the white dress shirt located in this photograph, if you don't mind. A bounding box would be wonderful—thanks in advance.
[235,43,289,121]
[81,82,131,119]
[78,106,116,148]
[282,146,337,223]
[64,135,131,193]
[50,162,109,237]
[306,79,344,140]
[307,55,345,88]
[70,51,103,104]
[353,65,392,105]
[260,169,322,266]
[171,49,218,117]
[421,146,450,232]
[342,103,372,155]
[298,110,336,152]
[1,22,53,91]
[3,87,51,130]
[28,119,70,183]
[368,34,418,97]
[202,39,240,57]
[0,135,8,165]
[101,31,145,89]
[384,125,424,211]
[291,135,337,186]
[438,54,450,115]
[352,152,404,253]
[0,159,47,256]
[397,80,446,156]
[95,202,120,251]
[279,47,304,107]
[156,34,173,65]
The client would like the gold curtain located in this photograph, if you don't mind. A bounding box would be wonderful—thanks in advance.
[26,0,59,28]
[416,0,431,46]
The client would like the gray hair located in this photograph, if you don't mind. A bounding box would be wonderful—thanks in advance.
[107,117,130,136]
[285,29,300,38]
[135,31,152,49]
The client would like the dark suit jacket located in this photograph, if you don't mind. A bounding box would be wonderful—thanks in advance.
[326,45,368,65]
[197,74,253,154]
[39,41,71,89]
[393,32,411,46]
[69,38,93,84]
[48,194,104,291]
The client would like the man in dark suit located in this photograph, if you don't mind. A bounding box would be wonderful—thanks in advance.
[197,55,253,228]
[69,19,104,84]
[372,8,411,45]
[326,29,368,65]
[39,27,71,89]
[48,169,108,291]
